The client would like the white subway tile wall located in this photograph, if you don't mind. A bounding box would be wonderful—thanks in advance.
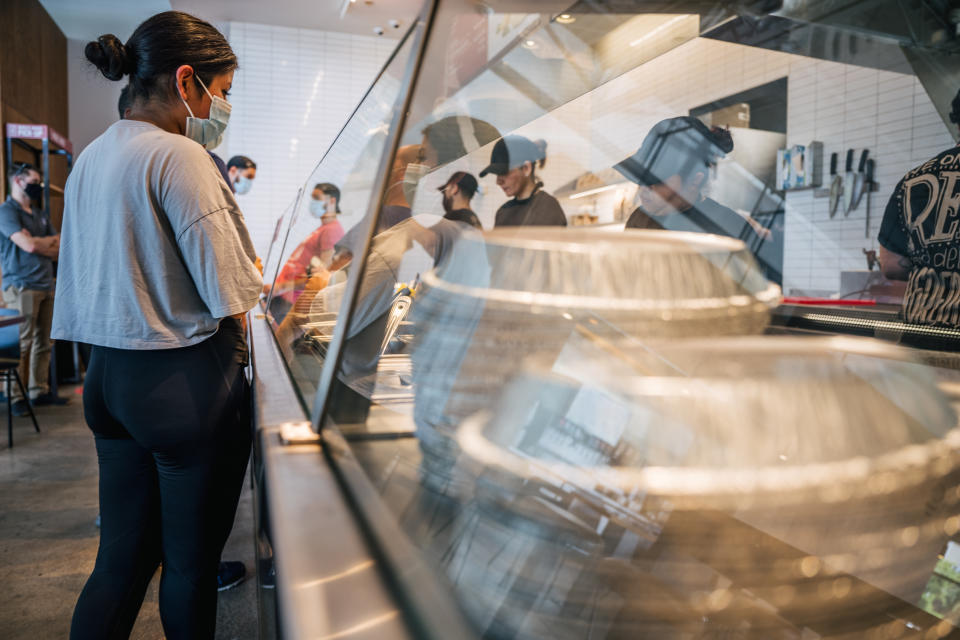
[413,36,951,296]
[221,22,395,256]
[224,21,951,295]
[782,59,953,294]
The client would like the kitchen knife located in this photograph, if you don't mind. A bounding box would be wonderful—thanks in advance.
[842,149,855,216]
[849,149,869,213]
[828,152,841,218]
[864,158,874,238]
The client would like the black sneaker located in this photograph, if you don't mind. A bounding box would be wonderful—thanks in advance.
[11,399,29,417]
[217,561,246,592]
[31,392,69,406]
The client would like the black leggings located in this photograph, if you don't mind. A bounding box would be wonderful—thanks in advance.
[70,319,252,640]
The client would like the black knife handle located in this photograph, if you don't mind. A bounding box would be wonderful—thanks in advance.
[858,149,869,172]
[830,152,838,175]
[866,158,875,183]
[845,149,854,172]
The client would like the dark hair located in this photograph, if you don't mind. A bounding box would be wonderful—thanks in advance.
[314,182,341,213]
[951,87,960,126]
[117,84,132,119]
[530,138,548,171]
[227,155,256,171]
[9,162,40,180]
[706,126,734,155]
[520,138,547,189]
[85,11,237,103]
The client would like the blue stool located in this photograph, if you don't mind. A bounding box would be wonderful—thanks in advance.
[0,308,40,447]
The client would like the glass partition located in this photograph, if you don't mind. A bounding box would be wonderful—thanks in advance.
[263,25,420,410]
[269,0,960,637]
[260,191,301,311]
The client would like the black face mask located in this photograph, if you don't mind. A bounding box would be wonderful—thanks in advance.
[24,183,43,204]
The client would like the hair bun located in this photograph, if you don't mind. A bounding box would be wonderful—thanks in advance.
[533,138,548,158]
[708,126,735,154]
[85,34,134,81]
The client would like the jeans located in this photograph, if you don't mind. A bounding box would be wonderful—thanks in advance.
[70,319,252,640]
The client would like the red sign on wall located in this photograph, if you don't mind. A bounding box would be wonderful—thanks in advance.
[5,123,73,154]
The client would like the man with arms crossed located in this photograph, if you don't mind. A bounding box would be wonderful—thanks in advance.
[0,163,62,415]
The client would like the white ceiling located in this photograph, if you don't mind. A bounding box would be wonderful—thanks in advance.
[39,0,422,42]
[39,0,173,41]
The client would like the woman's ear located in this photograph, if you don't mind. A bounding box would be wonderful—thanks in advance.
[174,65,194,102]
[522,161,533,177]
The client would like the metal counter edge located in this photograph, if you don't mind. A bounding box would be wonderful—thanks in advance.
[251,315,414,640]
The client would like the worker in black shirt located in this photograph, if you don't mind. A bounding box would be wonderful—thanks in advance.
[437,171,482,229]
[614,117,773,276]
[480,135,567,227]
[878,88,960,327]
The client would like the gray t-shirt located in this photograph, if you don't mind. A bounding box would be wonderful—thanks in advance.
[0,196,56,291]
[52,120,263,349]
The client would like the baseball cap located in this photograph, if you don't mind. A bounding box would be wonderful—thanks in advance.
[614,116,733,187]
[479,135,545,177]
[437,171,478,198]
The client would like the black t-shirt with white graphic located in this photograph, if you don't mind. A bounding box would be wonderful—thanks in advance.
[878,145,960,326]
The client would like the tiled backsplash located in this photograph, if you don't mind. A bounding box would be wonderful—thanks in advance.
[221,22,395,256]
[225,20,952,295]
[418,37,953,296]
[782,59,952,294]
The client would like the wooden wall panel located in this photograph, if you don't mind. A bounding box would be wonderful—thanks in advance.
[0,0,68,226]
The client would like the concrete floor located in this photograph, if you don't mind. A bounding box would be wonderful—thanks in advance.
[0,385,258,639]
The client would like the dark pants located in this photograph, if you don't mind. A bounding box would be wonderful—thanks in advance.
[70,319,252,640]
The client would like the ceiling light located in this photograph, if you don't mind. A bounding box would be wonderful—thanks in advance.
[523,39,538,49]
[556,13,575,24]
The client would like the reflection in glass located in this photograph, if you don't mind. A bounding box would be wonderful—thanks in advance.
[265,31,417,410]
[265,1,960,637]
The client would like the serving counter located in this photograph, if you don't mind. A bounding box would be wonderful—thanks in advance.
[249,1,960,637]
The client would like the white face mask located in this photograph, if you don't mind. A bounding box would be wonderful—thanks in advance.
[309,198,327,218]
[402,163,429,208]
[234,175,253,195]
[180,74,231,150]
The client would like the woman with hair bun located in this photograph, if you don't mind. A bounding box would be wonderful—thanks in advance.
[53,11,262,639]
[480,135,567,227]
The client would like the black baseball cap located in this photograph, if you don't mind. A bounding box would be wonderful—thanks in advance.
[614,116,733,187]
[479,135,544,177]
[437,171,478,198]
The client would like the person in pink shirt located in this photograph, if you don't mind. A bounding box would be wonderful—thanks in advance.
[275,182,344,296]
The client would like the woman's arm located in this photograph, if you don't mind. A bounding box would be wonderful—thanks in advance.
[879,245,912,281]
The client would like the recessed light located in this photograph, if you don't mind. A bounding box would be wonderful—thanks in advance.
[556,13,575,24]
[523,39,538,49]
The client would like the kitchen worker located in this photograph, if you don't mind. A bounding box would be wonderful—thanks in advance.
[480,135,567,227]
[437,171,482,229]
[878,87,960,327]
[615,116,773,274]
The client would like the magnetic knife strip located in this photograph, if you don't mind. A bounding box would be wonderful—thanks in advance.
[770,304,960,355]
